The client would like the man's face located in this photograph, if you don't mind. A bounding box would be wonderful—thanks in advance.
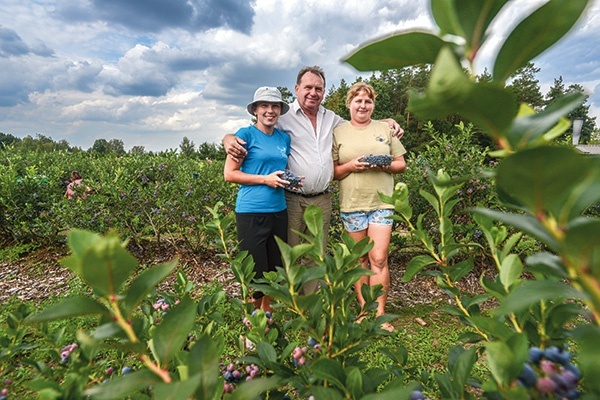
[295,72,325,113]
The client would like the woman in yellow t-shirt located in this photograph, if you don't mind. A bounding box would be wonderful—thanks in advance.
[332,82,407,332]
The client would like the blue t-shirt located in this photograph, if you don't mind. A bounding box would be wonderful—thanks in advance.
[235,125,291,213]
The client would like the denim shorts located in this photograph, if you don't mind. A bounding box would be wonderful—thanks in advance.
[340,209,394,232]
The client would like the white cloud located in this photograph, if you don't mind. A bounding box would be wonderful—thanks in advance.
[0,0,598,151]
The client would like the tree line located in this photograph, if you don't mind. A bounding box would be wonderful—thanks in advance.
[1,62,597,157]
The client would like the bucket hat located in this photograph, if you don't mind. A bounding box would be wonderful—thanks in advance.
[246,86,290,116]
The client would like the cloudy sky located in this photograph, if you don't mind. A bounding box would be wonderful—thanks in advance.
[1,0,598,152]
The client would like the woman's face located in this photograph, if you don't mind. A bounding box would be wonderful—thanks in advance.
[349,90,374,124]
[254,102,282,129]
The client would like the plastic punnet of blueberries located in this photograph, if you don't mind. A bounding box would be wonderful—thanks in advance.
[362,154,393,167]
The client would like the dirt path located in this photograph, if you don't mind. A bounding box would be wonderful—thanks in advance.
[1,242,481,307]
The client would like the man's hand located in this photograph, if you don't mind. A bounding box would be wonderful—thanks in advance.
[223,134,248,162]
[382,118,405,139]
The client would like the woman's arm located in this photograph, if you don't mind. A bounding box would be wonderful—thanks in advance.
[386,155,407,174]
[333,157,370,180]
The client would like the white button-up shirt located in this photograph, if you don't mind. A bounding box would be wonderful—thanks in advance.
[277,100,345,195]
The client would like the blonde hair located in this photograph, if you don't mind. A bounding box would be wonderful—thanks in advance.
[346,82,377,108]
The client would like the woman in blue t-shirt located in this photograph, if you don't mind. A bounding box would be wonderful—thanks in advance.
[224,87,291,312]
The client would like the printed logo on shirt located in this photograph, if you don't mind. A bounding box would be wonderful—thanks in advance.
[277,146,287,157]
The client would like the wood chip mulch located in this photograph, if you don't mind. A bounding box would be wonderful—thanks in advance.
[0,241,489,306]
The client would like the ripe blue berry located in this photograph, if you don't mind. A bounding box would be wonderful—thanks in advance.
[409,390,425,400]
[121,366,132,375]
[564,362,582,380]
[528,347,544,365]
[544,346,571,365]
[307,337,318,347]
[517,363,537,388]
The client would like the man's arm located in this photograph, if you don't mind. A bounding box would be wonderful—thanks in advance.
[222,134,248,162]
[380,118,405,139]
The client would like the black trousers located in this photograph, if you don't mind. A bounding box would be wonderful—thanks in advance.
[236,210,288,298]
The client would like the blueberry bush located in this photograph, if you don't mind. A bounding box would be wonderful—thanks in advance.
[346,0,600,398]
[0,149,236,250]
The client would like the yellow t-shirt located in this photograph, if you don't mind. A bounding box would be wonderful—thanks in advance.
[332,121,406,212]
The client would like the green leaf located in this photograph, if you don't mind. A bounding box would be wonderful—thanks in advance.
[28,296,107,323]
[564,218,600,276]
[448,258,474,282]
[431,0,510,58]
[151,295,196,366]
[362,387,415,400]
[343,31,447,71]
[66,229,102,258]
[121,261,177,317]
[153,377,200,400]
[434,372,456,399]
[467,316,515,340]
[227,377,281,400]
[378,346,408,365]
[346,367,364,399]
[504,92,585,150]
[572,325,600,393]
[499,254,523,290]
[311,358,346,389]
[257,341,278,365]
[420,189,440,213]
[402,255,437,282]
[409,47,516,137]
[496,146,595,220]
[472,208,558,250]
[493,0,590,82]
[188,333,223,400]
[308,386,345,400]
[561,155,600,220]
[450,346,477,393]
[84,369,159,399]
[495,280,587,316]
[80,232,138,297]
[485,341,520,386]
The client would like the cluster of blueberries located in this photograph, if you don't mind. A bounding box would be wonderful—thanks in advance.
[291,337,321,367]
[101,366,131,384]
[152,298,170,312]
[518,346,582,399]
[362,154,393,167]
[242,310,275,333]
[279,170,303,190]
[222,362,260,393]
[59,343,78,364]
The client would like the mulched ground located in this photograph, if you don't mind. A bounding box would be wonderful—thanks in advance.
[0,239,488,307]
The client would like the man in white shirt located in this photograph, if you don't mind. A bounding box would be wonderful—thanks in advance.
[224,66,403,293]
